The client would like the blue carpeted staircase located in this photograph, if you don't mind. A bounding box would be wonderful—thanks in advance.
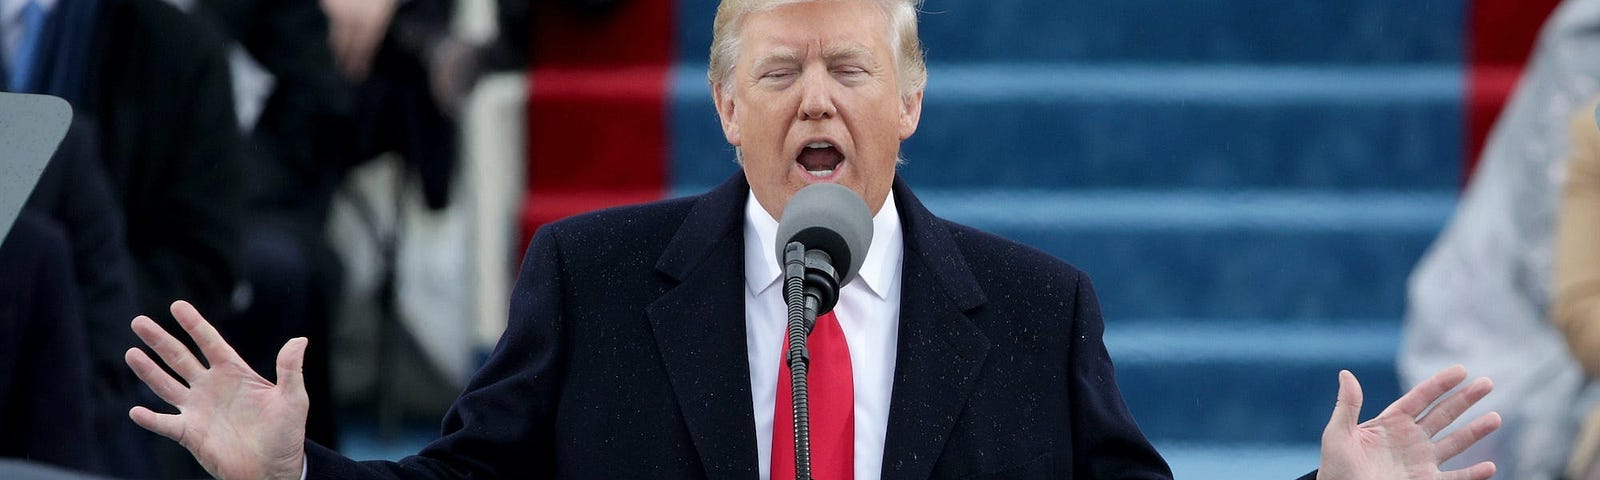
[669,1,1468,477]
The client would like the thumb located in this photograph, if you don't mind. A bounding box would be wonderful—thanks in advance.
[1325,370,1364,435]
[275,337,309,394]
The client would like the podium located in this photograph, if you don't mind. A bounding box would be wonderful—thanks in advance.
[0,93,72,243]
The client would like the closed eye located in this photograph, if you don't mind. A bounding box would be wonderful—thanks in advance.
[832,66,870,86]
[762,69,799,80]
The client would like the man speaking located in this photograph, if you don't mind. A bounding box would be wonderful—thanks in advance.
[123,0,1503,478]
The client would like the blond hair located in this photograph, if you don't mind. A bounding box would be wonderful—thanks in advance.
[707,0,927,98]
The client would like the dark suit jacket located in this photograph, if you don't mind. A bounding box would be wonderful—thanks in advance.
[22,118,151,478]
[307,173,1173,479]
[3,0,239,365]
[193,0,353,220]
[8,3,235,474]
[81,0,244,323]
[0,213,100,473]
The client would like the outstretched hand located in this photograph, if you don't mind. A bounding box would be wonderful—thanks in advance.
[125,300,308,480]
[1318,366,1502,480]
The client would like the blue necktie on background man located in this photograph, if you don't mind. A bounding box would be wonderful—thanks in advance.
[8,0,46,92]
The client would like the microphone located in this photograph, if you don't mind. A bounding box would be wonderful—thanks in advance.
[773,183,874,317]
[771,182,873,480]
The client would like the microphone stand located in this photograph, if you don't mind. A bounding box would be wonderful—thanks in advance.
[782,242,817,480]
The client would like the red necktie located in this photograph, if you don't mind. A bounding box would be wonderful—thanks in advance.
[772,311,854,480]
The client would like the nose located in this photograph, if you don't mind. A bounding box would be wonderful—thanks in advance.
[798,69,837,121]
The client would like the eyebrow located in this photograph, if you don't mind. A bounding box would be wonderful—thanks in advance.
[752,47,803,71]
[822,44,874,64]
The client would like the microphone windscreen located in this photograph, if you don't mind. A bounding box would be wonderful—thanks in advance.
[774,183,874,286]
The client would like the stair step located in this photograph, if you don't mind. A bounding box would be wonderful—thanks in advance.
[669,64,1464,190]
[674,0,1465,65]
[924,189,1454,318]
[1107,320,1401,443]
[1153,442,1322,480]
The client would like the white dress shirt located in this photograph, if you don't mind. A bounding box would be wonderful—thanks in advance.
[744,191,904,480]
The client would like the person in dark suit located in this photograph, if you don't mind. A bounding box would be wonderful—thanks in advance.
[7,0,243,475]
[184,0,354,449]
[22,118,151,478]
[82,0,244,331]
[6,0,244,343]
[0,212,99,473]
[120,1,1503,479]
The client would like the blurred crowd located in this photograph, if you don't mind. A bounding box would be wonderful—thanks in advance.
[0,0,596,476]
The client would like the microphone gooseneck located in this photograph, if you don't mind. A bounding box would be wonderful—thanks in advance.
[774,183,874,480]
[782,243,813,480]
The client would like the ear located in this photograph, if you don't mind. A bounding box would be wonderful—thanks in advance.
[712,83,742,147]
[898,88,923,140]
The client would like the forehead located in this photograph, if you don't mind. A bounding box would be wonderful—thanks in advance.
[737,0,892,54]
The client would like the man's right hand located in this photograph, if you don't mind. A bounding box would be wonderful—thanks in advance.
[125,300,309,480]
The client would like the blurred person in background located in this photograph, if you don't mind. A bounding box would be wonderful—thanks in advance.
[1403,0,1600,478]
[4,0,244,357]
[168,0,626,456]
[318,0,625,201]
[0,213,100,474]
[169,0,579,453]
[180,0,357,451]
[306,0,626,429]
[2,0,243,475]
[322,0,461,212]
[17,118,146,477]
[1552,97,1600,480]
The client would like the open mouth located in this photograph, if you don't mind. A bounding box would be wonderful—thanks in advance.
[797,141,845,177]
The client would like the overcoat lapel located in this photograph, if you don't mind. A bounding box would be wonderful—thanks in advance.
[645,174,992,480]
[880,177,991,480]
[647,175,762,480]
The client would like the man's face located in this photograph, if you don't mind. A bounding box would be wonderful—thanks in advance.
[713,0,923,220]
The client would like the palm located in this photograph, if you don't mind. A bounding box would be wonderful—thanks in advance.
[1318,367,1502,480]
[126,301,308,480]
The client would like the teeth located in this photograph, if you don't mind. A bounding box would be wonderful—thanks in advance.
[806,169,835,177]
[806,142,833,149]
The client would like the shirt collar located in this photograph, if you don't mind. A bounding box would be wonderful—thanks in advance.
[743,188,903,300]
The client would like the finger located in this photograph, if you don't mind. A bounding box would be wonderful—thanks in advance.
[275,337,309,394]
[125,347,189,406]
[170,300,242,371]
[131,315,205,381]
[129,406,185,443]
[1438,461,1496,480]
[1418,377,1494,437]
[1435,411,1503,463]
[1325,370,1364,436]
[1381,364,1468,419]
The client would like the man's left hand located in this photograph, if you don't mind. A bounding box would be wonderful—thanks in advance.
[1317,365,1501,480]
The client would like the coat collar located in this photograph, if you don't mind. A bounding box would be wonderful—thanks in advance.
[879,176,990,480]
[649,174,761,480]
[648,173,990,480]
